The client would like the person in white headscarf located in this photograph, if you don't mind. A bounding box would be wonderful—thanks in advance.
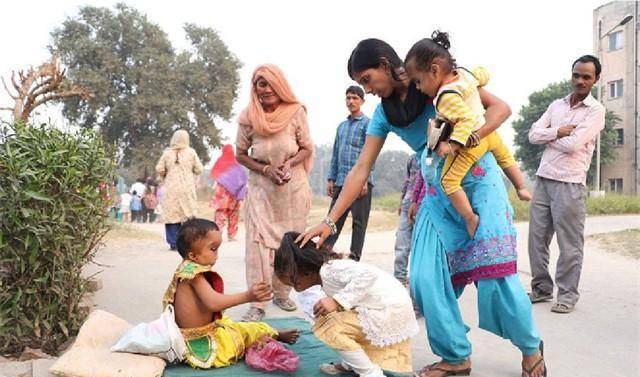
[155,129,203,250]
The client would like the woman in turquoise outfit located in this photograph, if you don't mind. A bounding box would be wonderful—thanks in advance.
[299,39,546,377]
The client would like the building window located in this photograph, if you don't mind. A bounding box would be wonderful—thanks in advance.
[608,31,623,51]
[609,178,623,193]
[609,80,623,99]
[614,128,624,146]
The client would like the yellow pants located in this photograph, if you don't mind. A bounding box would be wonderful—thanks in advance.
[180,316,278,369]
[442,131,516,195]
[313,310,412,373]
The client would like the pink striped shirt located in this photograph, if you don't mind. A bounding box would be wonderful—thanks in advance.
[528,93,605,185]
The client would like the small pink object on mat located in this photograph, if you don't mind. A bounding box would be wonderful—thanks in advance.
[245,336,299,373]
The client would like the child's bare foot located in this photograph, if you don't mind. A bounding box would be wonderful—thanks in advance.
[517,188,532,201]
[276,329,300,344]
[464,213,479,239]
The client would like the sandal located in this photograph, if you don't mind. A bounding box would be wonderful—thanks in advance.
[528,291,553,303]
[522,340,547,377]
[414,362,471,377]
[241,307,265,322]
[273,297,298,312]
[319,362,356,375]
[551,302,574,313]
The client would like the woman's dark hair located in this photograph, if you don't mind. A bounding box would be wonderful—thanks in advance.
[405,30,456,72]
[348,38,404,81]
[274,231,340,282]
[572,55,601,77]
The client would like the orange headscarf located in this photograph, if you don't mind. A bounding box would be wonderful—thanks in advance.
[237,64,305,136]
[238,64,314,173]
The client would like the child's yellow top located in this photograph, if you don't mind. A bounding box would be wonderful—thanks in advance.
[162,260,215,310]
[433,66,490,146]
[162,260,277,369]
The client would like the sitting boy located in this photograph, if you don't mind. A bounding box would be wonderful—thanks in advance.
[162,218,299,368]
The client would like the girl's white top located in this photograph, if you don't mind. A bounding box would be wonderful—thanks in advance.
[320,259,419,347]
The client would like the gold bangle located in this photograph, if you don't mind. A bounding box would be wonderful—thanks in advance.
[262,164,271,175]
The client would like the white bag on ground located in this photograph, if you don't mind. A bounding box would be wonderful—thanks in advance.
[111,305,186,362]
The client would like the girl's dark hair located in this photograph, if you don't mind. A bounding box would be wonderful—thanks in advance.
[405,30,456,72]
[348,38,404,81]
[274,232,340,282]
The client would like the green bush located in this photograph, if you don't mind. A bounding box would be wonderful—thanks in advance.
[587,195,640,215]
[0,122,116,355]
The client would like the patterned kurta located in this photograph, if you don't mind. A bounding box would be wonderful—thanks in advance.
[211,185,241,239]
[155,147,203,224]
[210,185,240,211]
[236,107,312,250]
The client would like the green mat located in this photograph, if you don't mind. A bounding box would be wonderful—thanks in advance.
[163,317,409,377]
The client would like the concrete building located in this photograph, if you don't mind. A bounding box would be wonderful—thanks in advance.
[593,1,639,195]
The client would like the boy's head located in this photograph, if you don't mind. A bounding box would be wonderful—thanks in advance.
[345,85,365,115]
[405,30,456,97]
[176,218,221,265]
[274,231,339,292]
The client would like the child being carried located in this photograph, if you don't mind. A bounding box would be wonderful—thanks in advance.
[405,30,532,239]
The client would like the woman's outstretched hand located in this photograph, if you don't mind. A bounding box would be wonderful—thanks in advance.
[295,222,332,248]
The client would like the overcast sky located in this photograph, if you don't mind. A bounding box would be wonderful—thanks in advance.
[0,0,608,160]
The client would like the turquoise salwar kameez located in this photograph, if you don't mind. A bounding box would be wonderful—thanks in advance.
[366,103,541,364]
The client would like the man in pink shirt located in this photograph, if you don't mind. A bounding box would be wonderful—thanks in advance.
[527,55,605,314]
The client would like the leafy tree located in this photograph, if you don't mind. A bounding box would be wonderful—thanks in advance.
[50,3,241,176]
[512,80,619,186]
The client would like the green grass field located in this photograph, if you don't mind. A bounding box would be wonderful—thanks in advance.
[509,191,640,222]
[108,192,639,239]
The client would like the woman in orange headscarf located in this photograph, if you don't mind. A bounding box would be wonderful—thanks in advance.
[236,64,314,321]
